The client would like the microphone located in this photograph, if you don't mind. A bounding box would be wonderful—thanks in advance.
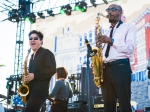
[147,59,150,79]
[85,39,93,53]
[85,39,97,57]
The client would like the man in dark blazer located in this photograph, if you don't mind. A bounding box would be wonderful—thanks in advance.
[24,30,56,112]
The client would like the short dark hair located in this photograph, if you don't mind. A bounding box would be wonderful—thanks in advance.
[117,5,122,11]
[28,30,44,40]
[56,67,68,79]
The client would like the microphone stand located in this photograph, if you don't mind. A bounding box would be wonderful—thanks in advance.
[86,42,91,112]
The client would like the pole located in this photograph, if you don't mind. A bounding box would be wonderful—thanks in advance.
[86,45,91,112]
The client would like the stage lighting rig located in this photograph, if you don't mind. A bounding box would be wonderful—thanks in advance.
[8,9,20,22]
[65,4,72,16]
[60,4,72,16]
[90,0,97,7]
[60,6,65,14]
[47,10,55,17]
[25,13,36,24]
[80,1,87,12]
[77,1,87,12]
[37,12,45,19]
[74,2,80,11]
[6,80,15,104]
[6,81,15,95]
[102,0,108,4]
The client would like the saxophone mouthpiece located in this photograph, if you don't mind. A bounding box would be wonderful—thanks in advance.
[100,12,109,19]
[97,12,101,16]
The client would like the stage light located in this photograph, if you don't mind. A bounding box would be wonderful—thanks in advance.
[6,81,15,96]
[37,12,45,19]
[65,4,72,16]
[102,0,108,4]
[74,2,80,11]
[60,6,65,14]
[25,13,36,24]
[47,10,54,17]
[8,9,20,22]
[90,0,97,7]
[74,1,87,12]
[79,1,87,12]
[60,5,72,16]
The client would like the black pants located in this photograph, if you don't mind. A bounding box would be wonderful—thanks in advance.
[24,90,47,112]
[50,99,68,112]
[101,59,132,112]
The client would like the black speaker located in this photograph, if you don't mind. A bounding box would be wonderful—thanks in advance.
[80,67,98,101]
[68,102,87,112]
[145,107,150,112]
[68,108,80,112]
[91,107,121,112]
[92,94,103,105]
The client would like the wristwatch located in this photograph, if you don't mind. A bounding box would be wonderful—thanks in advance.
[109,38,114,46]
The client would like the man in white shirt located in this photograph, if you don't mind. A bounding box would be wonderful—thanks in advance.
[97,4,136,112]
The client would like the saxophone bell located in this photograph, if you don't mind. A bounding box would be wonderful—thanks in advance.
[18,84,29,96]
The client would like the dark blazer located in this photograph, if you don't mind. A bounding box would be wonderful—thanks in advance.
[28,47,56,95]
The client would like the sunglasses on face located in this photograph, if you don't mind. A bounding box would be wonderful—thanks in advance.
[106,7,120,12]
[29,37,39,40]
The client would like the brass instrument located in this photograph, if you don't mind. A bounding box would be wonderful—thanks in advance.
[18,48,31,104]
[91,13,103,87]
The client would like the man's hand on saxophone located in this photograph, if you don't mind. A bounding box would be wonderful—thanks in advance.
[24,73,34,82]
[97,35,112,45]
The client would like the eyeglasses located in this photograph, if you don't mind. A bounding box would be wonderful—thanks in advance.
[106,8,120,12]
[29,37,39,40]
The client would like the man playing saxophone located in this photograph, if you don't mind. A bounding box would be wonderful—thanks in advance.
[24,30,56,112]
[97,4,136,112]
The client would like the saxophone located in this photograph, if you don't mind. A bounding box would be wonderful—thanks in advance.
[18,48,31,104]
[90,13,103,87]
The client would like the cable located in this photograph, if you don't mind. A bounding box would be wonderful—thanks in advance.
[54,0,59,8]
[38,1,45,11]
[48,0,51,9]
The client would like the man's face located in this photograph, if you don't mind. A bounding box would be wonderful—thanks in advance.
[106,4,122,23]
[29,33,43,52]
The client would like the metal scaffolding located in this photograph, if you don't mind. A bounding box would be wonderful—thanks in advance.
[14,21,25,76]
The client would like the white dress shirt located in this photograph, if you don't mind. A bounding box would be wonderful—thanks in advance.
[103,22,136,63]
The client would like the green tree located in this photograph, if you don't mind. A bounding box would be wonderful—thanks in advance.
[0,64,5,67]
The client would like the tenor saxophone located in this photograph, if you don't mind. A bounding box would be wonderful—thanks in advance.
[18,48,31,104]
[91,13,103,87]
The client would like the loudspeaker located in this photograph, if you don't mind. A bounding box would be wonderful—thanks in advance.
[80,67,98,101]
[92,94,103,105]
[91,107,121,112]
[145,107,150,112]
[68,108,80,112]
[68,101,87,112]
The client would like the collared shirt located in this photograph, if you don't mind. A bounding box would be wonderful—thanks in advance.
[103,22,136,63]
